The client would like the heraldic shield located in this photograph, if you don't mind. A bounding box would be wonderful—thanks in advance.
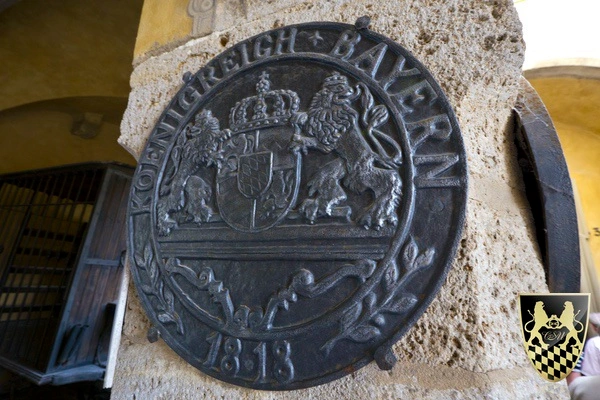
[237,152,273,199]
[519,293,589,381]
[215,73,301,233]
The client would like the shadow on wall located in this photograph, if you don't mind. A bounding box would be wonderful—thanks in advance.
[0,97,135,174]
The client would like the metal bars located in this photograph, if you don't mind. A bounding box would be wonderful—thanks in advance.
[0,167,101,370]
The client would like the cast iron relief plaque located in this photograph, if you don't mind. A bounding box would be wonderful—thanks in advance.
[128,18,467,389]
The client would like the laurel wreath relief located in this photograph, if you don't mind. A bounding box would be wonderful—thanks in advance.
[134,234,434,353]
[135,241,185,335]
[320,237,434,354]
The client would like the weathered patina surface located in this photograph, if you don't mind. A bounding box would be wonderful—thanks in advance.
[128,19,467,389]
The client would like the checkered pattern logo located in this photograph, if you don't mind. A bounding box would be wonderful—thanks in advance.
[527,339,582,381]
[519,294,589,382]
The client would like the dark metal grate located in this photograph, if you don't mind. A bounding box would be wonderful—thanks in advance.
[0,167,102,370]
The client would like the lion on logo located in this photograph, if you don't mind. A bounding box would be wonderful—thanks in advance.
[559,301,584,350]
[290,72,402,229]
[525,301,550,350]
[157,109,230,235]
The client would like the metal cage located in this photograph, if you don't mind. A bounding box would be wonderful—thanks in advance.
[0,163,132,385]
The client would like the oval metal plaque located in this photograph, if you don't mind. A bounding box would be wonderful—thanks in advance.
[128,18,467,390]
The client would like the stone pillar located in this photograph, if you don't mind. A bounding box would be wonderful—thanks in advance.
[114,0,569,398]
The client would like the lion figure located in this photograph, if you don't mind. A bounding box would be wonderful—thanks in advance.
[290,72,402,229]
[525,301,550,350]
[559,301,583,351]
[157,109,229,235]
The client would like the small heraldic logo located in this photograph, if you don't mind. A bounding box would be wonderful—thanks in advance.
[519,293,589,382]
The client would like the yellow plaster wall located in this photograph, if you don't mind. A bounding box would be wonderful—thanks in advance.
[0,107,135,174]
[529,77,600,275]
[0,1,142,174]
[0,0,143,112]
[134,0,192,61]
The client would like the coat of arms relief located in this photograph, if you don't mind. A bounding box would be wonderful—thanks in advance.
[128,21,467,389]
[156,70,403,235]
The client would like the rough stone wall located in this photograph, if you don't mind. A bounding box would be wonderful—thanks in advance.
[114,0,569,398]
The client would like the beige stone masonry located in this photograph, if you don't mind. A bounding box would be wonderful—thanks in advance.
[115,0,569,397]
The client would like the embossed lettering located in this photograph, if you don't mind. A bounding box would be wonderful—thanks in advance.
[253,342,267,383]
[274,27,297,55]
[221,337,242,376]
[390,80,437,114]
[177,84,203,110]
[351,42,387,78]
[152,125,176,149]
[144,141,166,163]
[239,42,251,66]
[254,34,273,59]
[135,165,157,192]
[407,114,452,148]
[414,154,461,188]
[162,113,183,133]
[167,106,185,120]
[203,331,223,368]
[273,340,294,384]
[219,50,240,75]
[198,64,221,91]
[379,53,420,90]
[129,190,151,214]
[158,114,179,131]
[153,109,181,146]
[202,335,296,383]
[130,164,158,212]
[330,29,361,60]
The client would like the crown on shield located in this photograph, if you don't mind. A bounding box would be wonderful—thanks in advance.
[229,71,301,133]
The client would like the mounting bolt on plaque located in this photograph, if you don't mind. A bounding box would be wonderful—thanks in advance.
[355,15,371,31]
[374,345,398,371]
[147,326,161,343]
[182,71,193,83]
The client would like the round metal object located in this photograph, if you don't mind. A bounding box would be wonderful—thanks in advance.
[127,19,468,390]
[513,77,579,293]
